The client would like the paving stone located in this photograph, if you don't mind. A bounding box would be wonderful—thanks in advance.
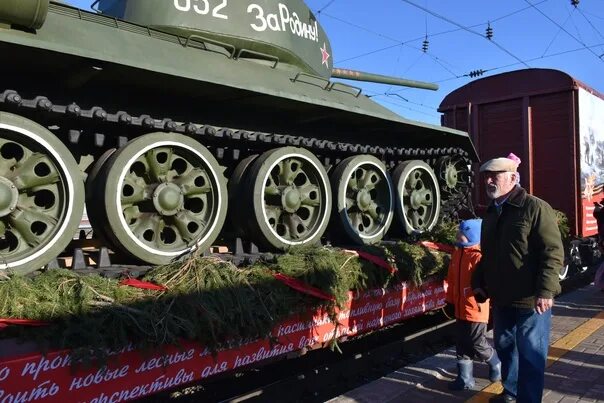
[541,394,564,403]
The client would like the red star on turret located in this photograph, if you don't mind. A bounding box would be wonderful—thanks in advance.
[320,42,330,68]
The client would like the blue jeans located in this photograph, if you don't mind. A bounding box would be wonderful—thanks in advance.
[492,306,551,403]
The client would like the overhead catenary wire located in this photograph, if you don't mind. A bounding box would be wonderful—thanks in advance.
[321,0,547,68]
[541,8,575,57]
[430,41,604,85]
[316,0,337,14]
[523,0,604,63]
[400,0,530,68]
[576,8,604,41]
[318,0,552,80]
[583,10,604,20]
[318,12,462,78]
[567,5,585,44]
[313,0,603,122]
[575,6,604,54]
[368,92,440,118]
[321,0,549,55]
[384,92,438,111]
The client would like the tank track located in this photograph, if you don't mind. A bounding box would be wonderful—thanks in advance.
[0,88,474,273]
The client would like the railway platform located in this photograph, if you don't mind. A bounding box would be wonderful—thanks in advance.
[329,282,604,403]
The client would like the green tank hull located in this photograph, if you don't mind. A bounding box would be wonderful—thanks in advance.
[0,1,477,274]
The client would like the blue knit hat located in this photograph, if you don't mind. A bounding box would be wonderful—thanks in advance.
[456,219,482,247]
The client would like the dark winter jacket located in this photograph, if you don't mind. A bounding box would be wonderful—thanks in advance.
[471,186,563,308]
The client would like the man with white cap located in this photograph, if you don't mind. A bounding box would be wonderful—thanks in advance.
[471,156,563,403]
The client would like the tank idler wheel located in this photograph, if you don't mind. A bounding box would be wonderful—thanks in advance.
[392,160,441,234]
[435,155,470,194]
[243,147,331,250]
[92,133,228,264]
[330,155,394,245]
[0,112,84,274]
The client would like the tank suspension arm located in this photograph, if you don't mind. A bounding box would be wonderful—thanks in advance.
[331,68,438,91]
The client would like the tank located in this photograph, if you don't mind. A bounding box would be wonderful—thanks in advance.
[0,0,477,275]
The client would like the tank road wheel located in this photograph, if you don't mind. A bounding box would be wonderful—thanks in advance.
[0,112,84,274]
[85,148,116,242]
[330,155,394,245]
[92,133,227,264]
[243,147,331,250]
[392,160,441,234]
[227,154,258,237]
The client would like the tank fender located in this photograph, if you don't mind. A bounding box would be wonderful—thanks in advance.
[0,0,49,29]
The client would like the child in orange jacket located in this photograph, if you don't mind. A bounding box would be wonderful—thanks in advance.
[446,219,501,390]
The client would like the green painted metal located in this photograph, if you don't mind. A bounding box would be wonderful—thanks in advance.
[331,69,439,91]
[0,112,84,275]
[0,177,18,218]
[0,0,49,29]
[0,0,480,264]
[242,147,331,250]
[330,155,394,245]
[97,0,332,78]
[90,133,228,265]
[392,160,441,234]
[434,155,472,196]
[0,1,477,154]
[227,154,258,238]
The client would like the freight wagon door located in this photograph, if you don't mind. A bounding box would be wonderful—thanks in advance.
[530,92,578,236]
[474,100,525,208]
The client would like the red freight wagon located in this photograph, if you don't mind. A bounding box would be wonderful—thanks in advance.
[438,68,603,276]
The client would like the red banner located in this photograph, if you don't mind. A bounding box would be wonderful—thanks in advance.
[0,278,447,402]
[581,194,604,237]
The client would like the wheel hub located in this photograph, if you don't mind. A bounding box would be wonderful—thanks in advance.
[282,186,301,213]
[410,189,424,210]
[152,182,184,216]
[356,189,372,211]
[0,176,18,217]
[445,164,458,189]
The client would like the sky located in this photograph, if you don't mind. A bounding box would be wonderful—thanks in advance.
[67,0,604,126]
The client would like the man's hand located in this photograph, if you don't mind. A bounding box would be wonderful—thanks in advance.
[473,288,488,303]
[535,297,553,314]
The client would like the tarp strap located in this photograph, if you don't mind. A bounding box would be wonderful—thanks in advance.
[119,278,168,291]
[419,241,454,254]
[272,272,336,301]
[343,249,397,274]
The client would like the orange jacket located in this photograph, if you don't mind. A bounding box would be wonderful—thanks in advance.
[445,245,489,323]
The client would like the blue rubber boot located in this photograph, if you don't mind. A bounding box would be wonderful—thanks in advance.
[487,352,502,382]
[448,359,475,390]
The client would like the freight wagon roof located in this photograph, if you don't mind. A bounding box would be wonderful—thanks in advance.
[439,68,604,110]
